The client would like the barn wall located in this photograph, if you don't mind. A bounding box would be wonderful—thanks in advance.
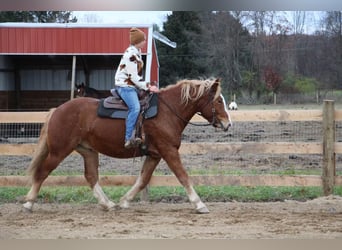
[0,26,149,54]
[19,91,70,110]
[19,69,114,91]
[0,91,16,110]
[0,56,15,91]
[88,69,115,90]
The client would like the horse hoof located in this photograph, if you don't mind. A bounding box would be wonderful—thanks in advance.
[107,201,116,209]
[196,206,210,214]
[99,201,116,211]
[119,200,130,209]
[23,202,33,212]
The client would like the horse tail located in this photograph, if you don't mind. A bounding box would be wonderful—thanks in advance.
[27,108,56,177]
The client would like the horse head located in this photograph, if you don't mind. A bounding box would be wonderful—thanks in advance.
[194,78,232,131]
[75,83,86,97]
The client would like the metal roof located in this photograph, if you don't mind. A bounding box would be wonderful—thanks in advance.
[0,23,152,55]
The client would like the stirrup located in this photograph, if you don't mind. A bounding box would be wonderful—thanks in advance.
[124,138,142,149]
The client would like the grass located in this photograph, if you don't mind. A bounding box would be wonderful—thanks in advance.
[1,186,342,204]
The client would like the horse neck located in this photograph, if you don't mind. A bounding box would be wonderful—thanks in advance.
[87,87,100,94]
[159,88,199,130]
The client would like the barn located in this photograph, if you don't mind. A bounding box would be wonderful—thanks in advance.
[0,23,160,110]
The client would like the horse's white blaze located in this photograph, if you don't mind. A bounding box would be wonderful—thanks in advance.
[220,94,233,127]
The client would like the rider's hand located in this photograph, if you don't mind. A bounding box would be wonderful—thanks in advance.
[149,85,159,93]
[150,81,158,86]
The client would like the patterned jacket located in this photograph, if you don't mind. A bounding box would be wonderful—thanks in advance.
[114,45,149,90]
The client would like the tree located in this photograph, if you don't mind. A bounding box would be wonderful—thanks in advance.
[194,11,253,97]
[291,11,306,34]
[320,11,342,88]
[0,11,77,23]
[156,11,203,86]
[263,66,282,104]
[264,67,282,92]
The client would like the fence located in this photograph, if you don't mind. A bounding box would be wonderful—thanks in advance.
[0,100,342,196]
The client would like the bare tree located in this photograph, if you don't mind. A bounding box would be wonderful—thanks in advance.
[292,11,306,34]
[320,11,342,88]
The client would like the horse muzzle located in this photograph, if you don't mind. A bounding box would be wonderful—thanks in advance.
[214,119,232,131]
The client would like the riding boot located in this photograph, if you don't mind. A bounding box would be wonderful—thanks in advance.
[124,138,142,148]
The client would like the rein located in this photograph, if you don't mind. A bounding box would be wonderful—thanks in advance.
[157,92,217,127]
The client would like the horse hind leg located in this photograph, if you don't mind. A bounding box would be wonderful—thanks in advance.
[76,145,115,210]
[23,152,66,212]
[23,108,54,211]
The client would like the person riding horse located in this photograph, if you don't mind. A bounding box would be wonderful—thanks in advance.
[113,27,159,149]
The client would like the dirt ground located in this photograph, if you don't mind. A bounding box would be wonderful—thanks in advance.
[1,117,342,239]
[1,195,342,239]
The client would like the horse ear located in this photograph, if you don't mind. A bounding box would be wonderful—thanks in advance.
[81,82,85,87]
[210,78,221,96]
[214,78,221,85]
[211,78,221,93]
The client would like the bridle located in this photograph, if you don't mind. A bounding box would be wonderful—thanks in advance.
[157,90,218,127]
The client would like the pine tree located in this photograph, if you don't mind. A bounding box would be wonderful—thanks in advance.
[156,11,203,86]
[0,11,77,23]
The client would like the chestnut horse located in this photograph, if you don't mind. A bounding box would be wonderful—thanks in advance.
[23,78,232,214]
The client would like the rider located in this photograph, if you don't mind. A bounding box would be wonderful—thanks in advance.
[114,27,159,149]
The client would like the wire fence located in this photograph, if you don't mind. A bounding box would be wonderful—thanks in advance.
[1,120,341,178]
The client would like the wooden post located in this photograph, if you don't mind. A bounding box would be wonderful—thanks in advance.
[322,100,336,195]
[70,55,77,100]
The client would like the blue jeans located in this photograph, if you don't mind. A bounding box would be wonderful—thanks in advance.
[116,87,140,141]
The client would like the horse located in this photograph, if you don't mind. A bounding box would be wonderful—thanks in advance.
[75,82,108,98]
[23,78,232,214]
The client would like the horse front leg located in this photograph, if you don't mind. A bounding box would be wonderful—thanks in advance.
[119,155,161,209]
[163,149,209,214]
[76,145,115,210]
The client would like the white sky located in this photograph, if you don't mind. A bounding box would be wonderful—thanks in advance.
[73,11,323,34]
[73,11,171,29]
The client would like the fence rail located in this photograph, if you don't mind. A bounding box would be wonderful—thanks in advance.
[1,100,342,195]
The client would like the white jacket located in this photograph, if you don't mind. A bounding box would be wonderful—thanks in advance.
[114,45,149,90]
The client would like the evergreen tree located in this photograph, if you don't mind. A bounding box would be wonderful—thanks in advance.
[156,11,203,86]
[0,11,77,23]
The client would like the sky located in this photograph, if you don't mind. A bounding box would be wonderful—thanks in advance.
[73,11,171,29]
[72,11,324,34]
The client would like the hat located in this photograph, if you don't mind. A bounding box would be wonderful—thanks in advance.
[129,28,146,45]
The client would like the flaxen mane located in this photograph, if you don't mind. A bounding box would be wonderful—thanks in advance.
[180,78,221,104]
[160,78,222,104]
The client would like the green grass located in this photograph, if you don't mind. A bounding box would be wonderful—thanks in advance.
[1,186,342,204]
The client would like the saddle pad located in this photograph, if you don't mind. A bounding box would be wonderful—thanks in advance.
[97,93,158,119]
